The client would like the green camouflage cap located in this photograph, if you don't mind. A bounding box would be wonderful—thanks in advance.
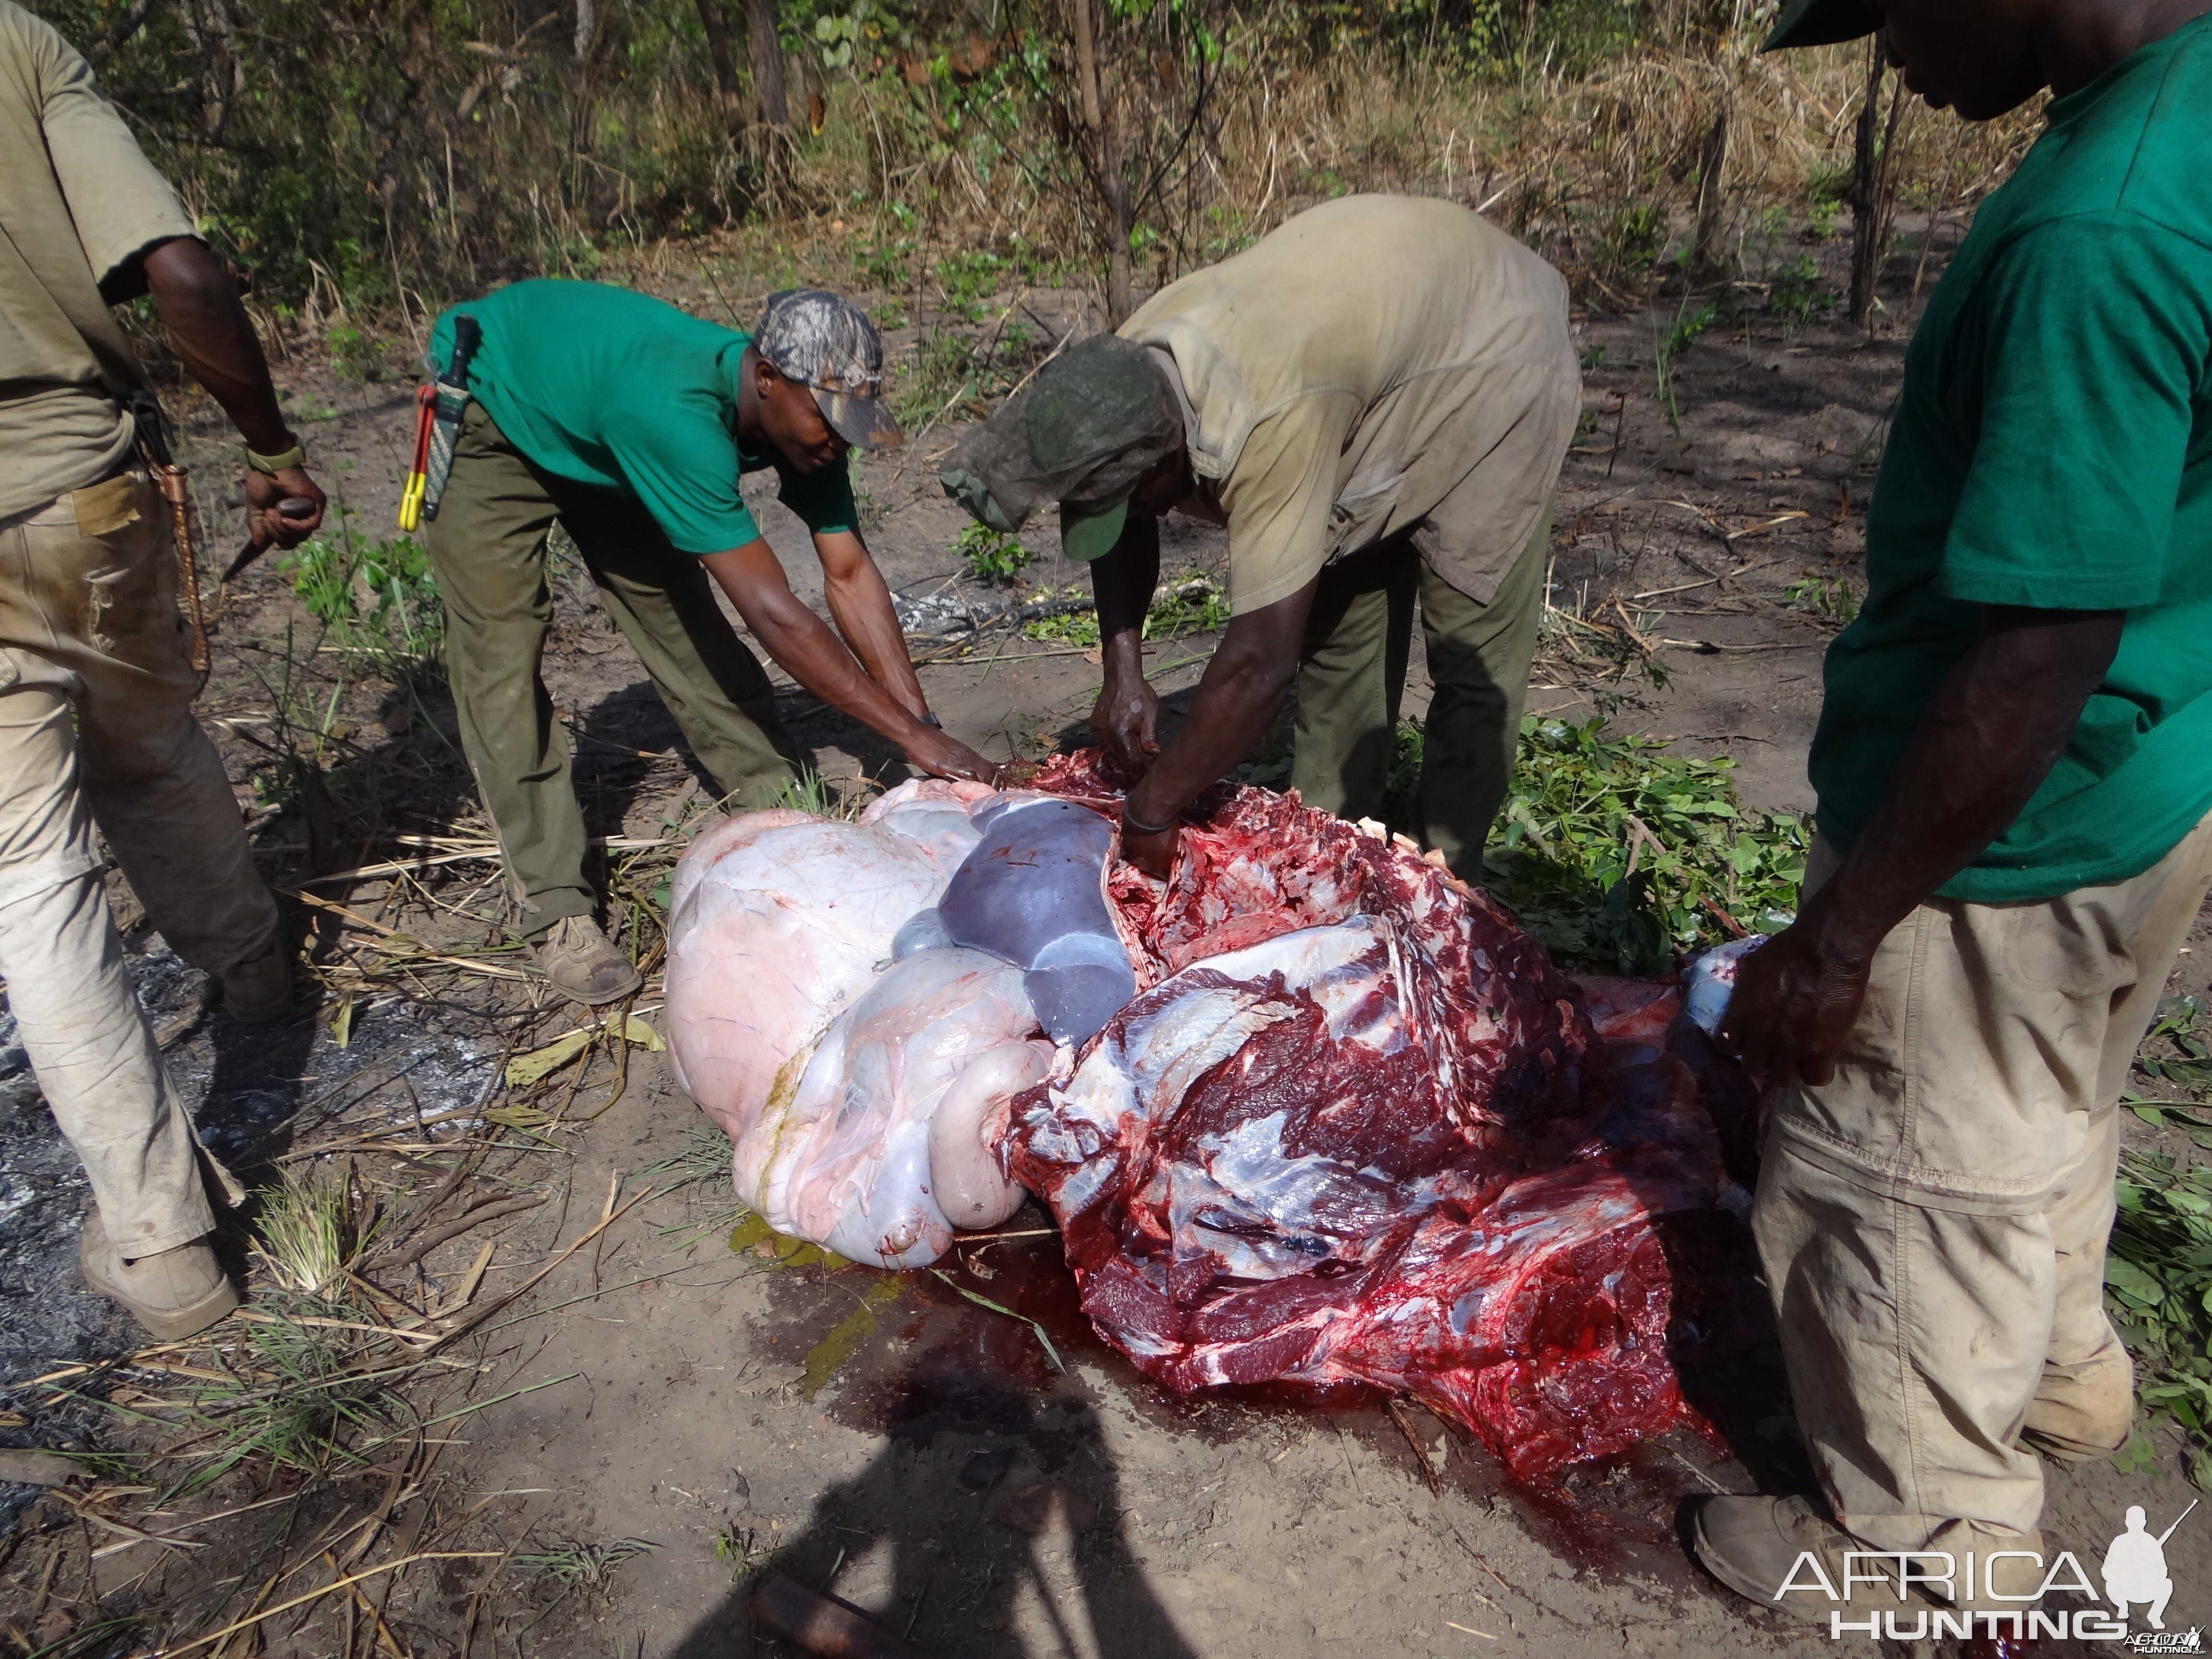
[939,333,1183,562]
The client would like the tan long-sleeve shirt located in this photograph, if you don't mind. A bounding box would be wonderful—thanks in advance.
[1120,193,1579,613]
[0,1,198,519]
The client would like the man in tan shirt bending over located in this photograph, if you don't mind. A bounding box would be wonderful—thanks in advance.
[942,193,1579,876]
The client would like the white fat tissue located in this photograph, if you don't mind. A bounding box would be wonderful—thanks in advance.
[663,778,1064,1267]
[753,949,1052,1267]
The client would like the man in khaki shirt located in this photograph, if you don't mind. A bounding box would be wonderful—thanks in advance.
[0,0,325,1338]
[943,194,1579,875]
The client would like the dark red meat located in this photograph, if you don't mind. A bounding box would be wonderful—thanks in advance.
[995,752,1748,1480]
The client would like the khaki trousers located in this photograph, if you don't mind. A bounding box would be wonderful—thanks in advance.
[0,470,273,1256]
[1290,509,1547,879]
[422,403,802,939]
[1757,815,2212,1554]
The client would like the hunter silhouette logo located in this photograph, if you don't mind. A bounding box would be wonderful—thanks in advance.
[2104,1500,2191,1630]
[1774,1496,2201,1642]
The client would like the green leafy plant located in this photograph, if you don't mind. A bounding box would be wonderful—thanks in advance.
[2107,1150,2212,1491]
[279,524,445,684]
[1021,576,1226,647]
[1599,202,1666,278]
[893,329,986,430]
[1654,296,1717,434]
[1771,255,1836,326]
[1485,715,1808,973]
[936,250,1008,321]
[1784,575,1859,624]
[1025,608,1100,647]
[325,324,385,382]
[957,522,1034,585]
[714,1523,772,1584]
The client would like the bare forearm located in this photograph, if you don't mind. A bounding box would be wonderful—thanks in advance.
[1126,640,1296,823]
[823,569,926,717]
[705,550,929,748]
[1091,522,1160,644]
[140,238,289,453]
[1806,606,2123,964]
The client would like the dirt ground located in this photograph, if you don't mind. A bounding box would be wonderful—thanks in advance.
[4,214,2211,1659]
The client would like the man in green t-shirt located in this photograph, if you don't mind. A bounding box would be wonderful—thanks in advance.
[1696,0,2212,1619]
[421,282,996,1004]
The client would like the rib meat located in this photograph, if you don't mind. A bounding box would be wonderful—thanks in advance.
[997,752,1744,1479]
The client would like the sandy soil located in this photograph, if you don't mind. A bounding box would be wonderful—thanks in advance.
[4,218,2210,1659]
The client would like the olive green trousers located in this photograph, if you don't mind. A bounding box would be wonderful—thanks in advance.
[1290,510,1547,880]
[423,403,801,938]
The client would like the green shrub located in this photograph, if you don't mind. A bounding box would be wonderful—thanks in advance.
[1485,715,1808,974]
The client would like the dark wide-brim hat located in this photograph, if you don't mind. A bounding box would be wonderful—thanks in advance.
[1762,0,1883,50]
[757,288,904,451]
[938,333,1184,562]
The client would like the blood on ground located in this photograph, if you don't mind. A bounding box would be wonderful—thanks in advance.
[740,1199,1788,1583]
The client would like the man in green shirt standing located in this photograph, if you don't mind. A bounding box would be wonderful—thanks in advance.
[422,282,996,1004]
[1702,0,2212,1617]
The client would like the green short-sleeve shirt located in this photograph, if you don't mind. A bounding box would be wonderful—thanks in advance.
[1810,14,2212,903]
[427,281,857,555]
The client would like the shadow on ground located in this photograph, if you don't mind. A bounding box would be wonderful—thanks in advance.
[670,1322,1199,1658]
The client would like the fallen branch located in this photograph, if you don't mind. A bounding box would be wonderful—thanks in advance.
[374,1193,546,1272]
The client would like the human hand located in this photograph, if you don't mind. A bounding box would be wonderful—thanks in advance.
[1714,914,1871,1089]
[1090,661,1160,772]
[1120,819,1177,878]
[903,725,1002,786]
[245,466,326,547]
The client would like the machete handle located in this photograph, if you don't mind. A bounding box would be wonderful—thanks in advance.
[447,312,482,378]
[222,498,320,584]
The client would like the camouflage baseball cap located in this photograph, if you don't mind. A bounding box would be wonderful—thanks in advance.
[756,289,903,451]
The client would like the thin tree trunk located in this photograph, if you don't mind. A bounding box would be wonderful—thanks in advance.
[740,0,787,128]
[1848,32,1908,331]
[1071,0,1133,324]
[695,0,744,130]
[88,0,158,67]
[1690,110,1730,276]
[574,0,597,61]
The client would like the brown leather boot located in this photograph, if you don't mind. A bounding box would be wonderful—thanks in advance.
[79,1210,239,1341]
[533,916,642,1005]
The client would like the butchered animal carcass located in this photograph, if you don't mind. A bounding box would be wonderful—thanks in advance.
[663,752,1754,1478]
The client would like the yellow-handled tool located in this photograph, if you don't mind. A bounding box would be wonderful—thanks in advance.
[398,383,434,532]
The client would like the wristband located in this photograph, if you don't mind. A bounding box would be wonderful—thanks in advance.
[1120,801,1177,838]
[243,435,306,475]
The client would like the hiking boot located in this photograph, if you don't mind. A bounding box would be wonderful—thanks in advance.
[2021,1358,2135,1461]
[221,937,294,1023]
[533,916,641,1005]
[78,1210,239,1342]
[1692,1495,1931,1626]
